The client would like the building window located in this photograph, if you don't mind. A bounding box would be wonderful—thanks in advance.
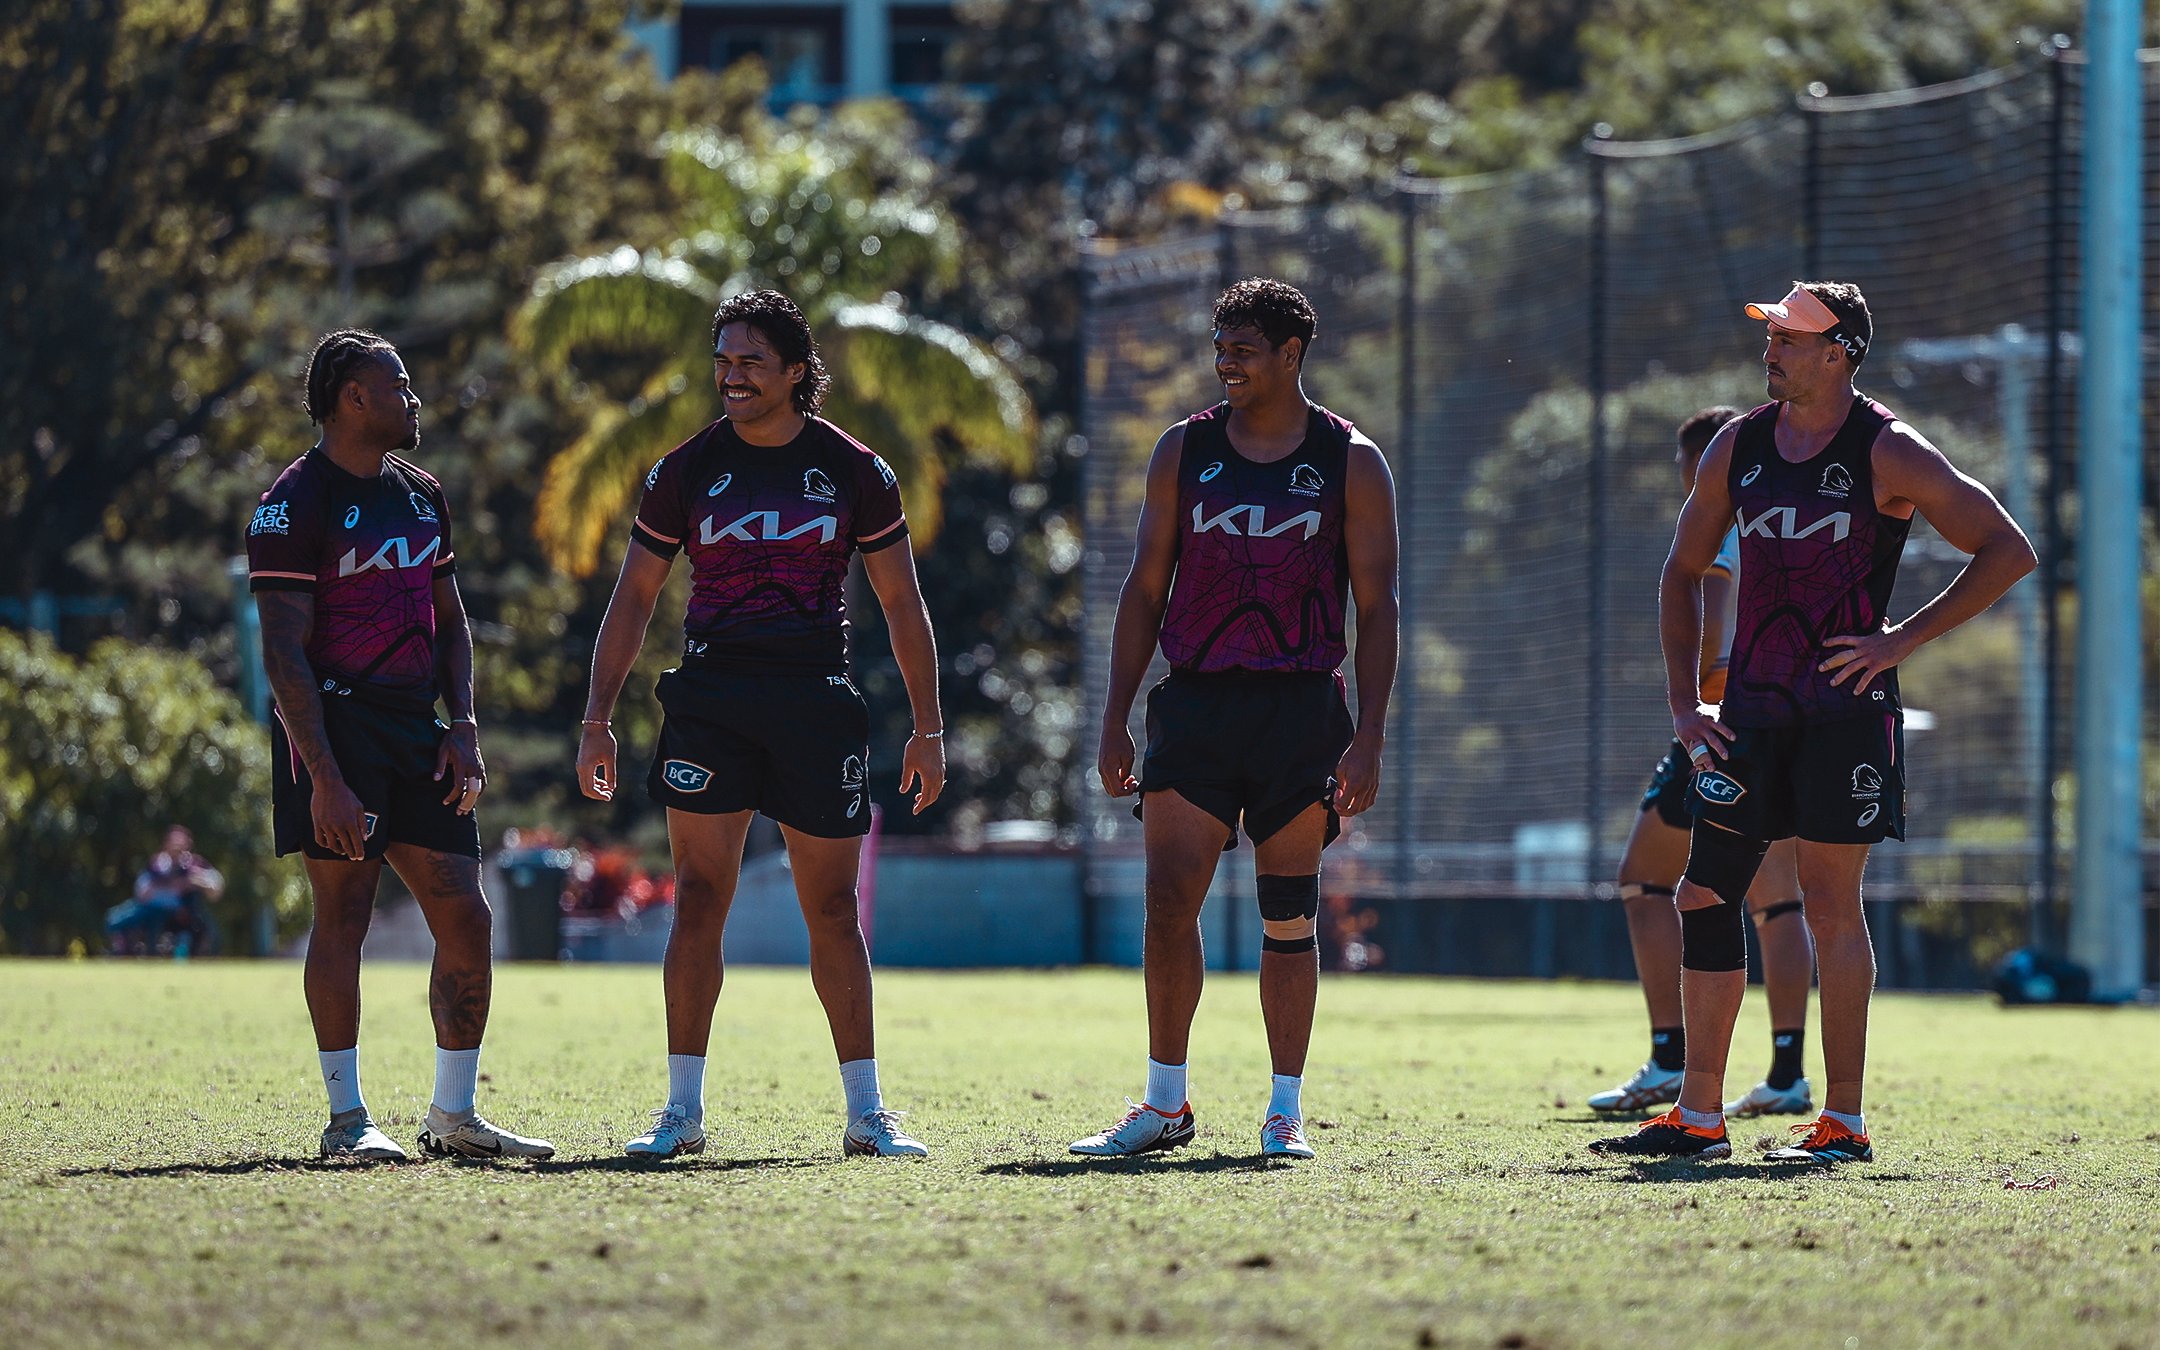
[680,5,845,100]
[889,5,959,90]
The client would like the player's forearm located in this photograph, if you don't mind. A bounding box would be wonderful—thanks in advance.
[1100,582,1168,729]
[1658,560,1708,716]
[1892,532,2038,653]
[582,602,651,724]
[1350,594,1398,741]
[438,605,477,723]
[884,596,944,732]
[262,641,342,782]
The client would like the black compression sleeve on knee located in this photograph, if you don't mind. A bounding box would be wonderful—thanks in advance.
[1683,825,1771,905]
[1680,901,1747,972]
[1257,874,1319,954]
[1754,899,1804,924]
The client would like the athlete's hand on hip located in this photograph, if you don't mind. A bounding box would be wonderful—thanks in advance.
[435,722,486,815]
[577,724,618,802]
[1333,730,1384,817]
[900,731,946,815]
[1097,723,1139,798]
[1819,625,1916,694]
[1673,703,1735,767]
[312,772,370,860]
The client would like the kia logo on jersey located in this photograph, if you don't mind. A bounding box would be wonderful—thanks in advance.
[699,512,838,545]
[1190,503,1322,540]
[1736,506,1851,543]
[338,535,442,576]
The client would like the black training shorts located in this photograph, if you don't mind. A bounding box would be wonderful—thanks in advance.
[271,694,481,861]
[1640,740,1697,831]
[1137,668,1354,848]
[646,668,872,838]
[1690,713,1905,845]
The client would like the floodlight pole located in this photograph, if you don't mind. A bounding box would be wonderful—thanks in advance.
[2069,2,2145,998]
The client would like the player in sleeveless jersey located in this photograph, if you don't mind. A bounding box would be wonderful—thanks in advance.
[1587,407,1815,1121]
[1593,282,2033,1165]
[1073,279,1399,1161]
[577,291,944,1161]
[248,330,552,1162]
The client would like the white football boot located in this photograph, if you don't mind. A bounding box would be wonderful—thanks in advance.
[417,1106,556,1160]
[1260,1113,1316,1159]
[320,1107,408,1162]
[843,1108,929,1159]
[1068,1099,1197,1157]
[1586,1061,1684,1114]
[624,1107,707,1159]
[1724,1076,1814,1119]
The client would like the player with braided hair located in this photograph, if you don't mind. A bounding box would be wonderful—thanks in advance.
[247,329,553,1163]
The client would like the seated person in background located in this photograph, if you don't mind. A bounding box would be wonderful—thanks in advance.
[106,826,224,954]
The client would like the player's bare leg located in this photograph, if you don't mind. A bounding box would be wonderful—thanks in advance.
[1070,789,1222,1157]
[782,822,924,1158]
[1729,841,1816,1117]
[390,844,552,1159]
[1673,873,1747,1120]
[1794,843,1871,1115]
[303,855,407,1161]
[1253,802,1325,1159]
[1594,809,1689,1112]
[627,808,751,1159]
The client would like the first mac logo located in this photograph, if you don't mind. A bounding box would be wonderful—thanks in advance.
[662,759,712,793]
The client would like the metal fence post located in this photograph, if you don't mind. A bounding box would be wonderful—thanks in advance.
[1396,187,1419,902]
[1585,131,1611,893]
[2038,34,2072,950]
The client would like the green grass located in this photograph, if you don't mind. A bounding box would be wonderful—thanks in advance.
[3,961,2157,1348]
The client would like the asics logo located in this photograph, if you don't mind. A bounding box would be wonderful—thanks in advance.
[1199,461,1224,483]
[700,511,837,544]
[1740,465,1762,487]
[707,473,732,497]
[1736,506,1850,543]
[1191,503,1322,540]
[1857,804,1881,827]
[338,535,442,576]
[344,506,362,528]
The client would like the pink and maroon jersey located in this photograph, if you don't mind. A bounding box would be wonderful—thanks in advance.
[1722,395,1910,727]
[246,449,455,709]
[1158,402,1354,674]
[631,416,907,674]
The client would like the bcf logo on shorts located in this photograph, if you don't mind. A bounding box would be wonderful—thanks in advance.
[663,759,712,793]
[1694,770,1747,806]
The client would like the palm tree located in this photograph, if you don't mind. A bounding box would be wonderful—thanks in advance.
[516,107,1035,576]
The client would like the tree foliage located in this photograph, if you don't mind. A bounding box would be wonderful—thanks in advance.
[0,631,307,955]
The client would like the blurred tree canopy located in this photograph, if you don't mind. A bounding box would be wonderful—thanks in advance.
[0,631,306,955]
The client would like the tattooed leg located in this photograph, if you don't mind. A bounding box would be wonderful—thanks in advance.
[388,845,493,1050]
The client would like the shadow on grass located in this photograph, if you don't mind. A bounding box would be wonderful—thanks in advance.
[57,1153,825,1180]
[980,1153,1282,1178]
[1551,1161,1927,1185]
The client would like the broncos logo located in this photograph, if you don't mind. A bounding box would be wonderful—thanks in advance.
[841,754,866,818]
[803,468,837,501]
[1288,463,1324,497]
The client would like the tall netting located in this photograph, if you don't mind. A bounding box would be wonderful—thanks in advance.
[1079,50,2160,971]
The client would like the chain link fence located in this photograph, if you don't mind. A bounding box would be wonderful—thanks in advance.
[1078,49,2160,980]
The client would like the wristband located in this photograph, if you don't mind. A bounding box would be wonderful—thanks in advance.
[913,729,944,740]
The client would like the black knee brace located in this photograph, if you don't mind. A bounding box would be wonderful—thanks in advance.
[1257,873,1319,954]
[1680,900,1748,972]
[1753,899,1804,925]
[1682,823,1771,905]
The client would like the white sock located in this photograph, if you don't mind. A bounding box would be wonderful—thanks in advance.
[1822,1107,1866,1135]
[1678,1104,1723,1130]
[1268,1073,1303,1121]
[319,1047,363,1116]
[432,1046,481,1117]
[667,1054,706,1123]
[1145,1058,1187,1113]
[840,1058,882,1119]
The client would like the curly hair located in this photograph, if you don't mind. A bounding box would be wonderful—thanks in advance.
[1797,279,1873,367]
[302,329,397,424]
[1213,277,1319,367]
[1677,405,1743,459]
[711,290,829,414]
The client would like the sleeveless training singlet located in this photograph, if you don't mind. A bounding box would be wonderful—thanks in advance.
[631,416,907,675]
[1158,402,1354,675]
[1722,395,1910,728]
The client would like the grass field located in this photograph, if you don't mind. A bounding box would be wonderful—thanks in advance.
[3,961,2157,1348]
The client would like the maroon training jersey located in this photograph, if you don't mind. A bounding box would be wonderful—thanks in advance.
[631,416,907,674]
[1722,395,1910,727]
[1158,402,1353,674]
[246,449,455,710]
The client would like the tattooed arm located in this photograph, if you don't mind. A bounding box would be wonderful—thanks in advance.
[431,573,485,815]
[256,590,367,859]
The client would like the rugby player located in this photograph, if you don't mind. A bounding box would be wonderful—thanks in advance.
[1588,407,1816,1121]
[248,330,554,1162]
[577,290,943,1161]
[1072,279,1399,1160]
[1592,282,2034,1163]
